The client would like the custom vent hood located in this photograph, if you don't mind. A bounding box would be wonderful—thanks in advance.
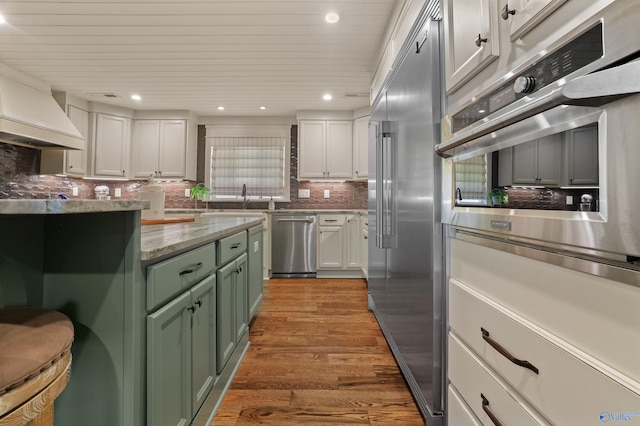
[0,74,84,150]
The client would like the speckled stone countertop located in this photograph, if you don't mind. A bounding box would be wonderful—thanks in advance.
[0,199,150,214]
[140,215,263,261]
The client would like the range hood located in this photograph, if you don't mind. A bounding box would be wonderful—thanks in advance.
[0,74,84,150]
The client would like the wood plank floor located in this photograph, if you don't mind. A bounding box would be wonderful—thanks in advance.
[210,278,424,425]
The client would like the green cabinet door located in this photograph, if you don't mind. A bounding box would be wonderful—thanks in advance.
[190,274,216,417]
[216,261,236,373]
[147,291,192,426]
[235,253,249,341]
[248,226,264,320]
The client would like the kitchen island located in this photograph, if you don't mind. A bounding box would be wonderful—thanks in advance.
[0,200,263,426]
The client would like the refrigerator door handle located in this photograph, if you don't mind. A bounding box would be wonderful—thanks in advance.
[378,121,397,249]
[375,124,384,249]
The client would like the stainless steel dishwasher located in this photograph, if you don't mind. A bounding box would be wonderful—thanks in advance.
[271,213,317,277]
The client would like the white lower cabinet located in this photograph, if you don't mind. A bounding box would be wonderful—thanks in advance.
[317,214,362,277]
[449,238,640,426]
[449,333,547,426]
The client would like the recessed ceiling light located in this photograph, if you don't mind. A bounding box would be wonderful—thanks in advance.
[217,106,225,111]
[323,94,333,101]
[259,106,267,110]
[325,13,339,24]
[131,94,141,101]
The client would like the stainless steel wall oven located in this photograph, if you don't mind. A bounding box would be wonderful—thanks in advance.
[438,1,640,266]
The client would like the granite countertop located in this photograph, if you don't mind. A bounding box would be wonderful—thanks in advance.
[141,215,263,261]
[0,199,150,214]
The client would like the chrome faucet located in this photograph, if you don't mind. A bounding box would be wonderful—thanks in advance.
[241,183,249,209]
[455,187,462,201]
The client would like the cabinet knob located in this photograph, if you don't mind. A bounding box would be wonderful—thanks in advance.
[187,305,196,313]
[475,34,488,47]
[195,299,202,308]
[122,170,125,175]
[501,4,516,20]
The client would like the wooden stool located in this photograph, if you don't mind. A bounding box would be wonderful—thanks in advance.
[0,307,74,426]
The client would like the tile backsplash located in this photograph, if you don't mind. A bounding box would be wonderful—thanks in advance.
[0,126,367,210]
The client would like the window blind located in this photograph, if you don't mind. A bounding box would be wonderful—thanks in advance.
[208,137,287,200]
[455,155,488,200]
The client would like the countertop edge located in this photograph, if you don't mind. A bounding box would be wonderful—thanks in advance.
[141,217,263,262]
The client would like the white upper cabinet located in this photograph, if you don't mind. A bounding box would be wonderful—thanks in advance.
[65,106,89,175]
[298,120,352,180]
[503,0,568,41]
[353,116,370,180]
[443,0,500,93]
[132,119,187,178]
[93,113,131,178]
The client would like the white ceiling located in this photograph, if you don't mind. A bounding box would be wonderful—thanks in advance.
[0,0,399,117]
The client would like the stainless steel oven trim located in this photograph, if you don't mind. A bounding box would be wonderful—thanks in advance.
[450,227,640,288]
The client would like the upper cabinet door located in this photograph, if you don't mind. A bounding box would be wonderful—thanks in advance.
[94,113,130,177]
[444,0,500,93]
[504,0,568,41]
[353,116,369,180]
[158,120,187,178]
[298,121,327,179]
[133,120,161,178]
[65,106,89,176]
[326,121,353,179]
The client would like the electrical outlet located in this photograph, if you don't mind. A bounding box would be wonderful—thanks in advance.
[324,189,330,199]
[72,186,78,197]
[185,189,191,197]
[114,188,122,198]
[566,195,573,205]
[298,189,310,198]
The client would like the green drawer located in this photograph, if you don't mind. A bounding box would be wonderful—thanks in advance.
[147,242,217,311]
[218,230,247,265]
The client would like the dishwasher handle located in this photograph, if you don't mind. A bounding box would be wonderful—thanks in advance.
[276,218,315,223]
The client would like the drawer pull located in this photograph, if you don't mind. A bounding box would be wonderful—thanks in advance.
[324,219,338,222]
[230,243,241,249]
[481,327,539,374]
[179,262,203,276]
[481,394,504,426]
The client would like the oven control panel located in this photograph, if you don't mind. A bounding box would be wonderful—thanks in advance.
[451,23,603,134]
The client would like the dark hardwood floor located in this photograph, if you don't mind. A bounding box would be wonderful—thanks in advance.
[210,278,424,425]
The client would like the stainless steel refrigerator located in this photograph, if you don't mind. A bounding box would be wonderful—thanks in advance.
[368,18,445,425]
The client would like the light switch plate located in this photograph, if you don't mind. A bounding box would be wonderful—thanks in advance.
[185,189,191,197]
[72,186,79,196]
[566,195,573,205]
[324,190,330,199]
[114,188,122,198]
[298,189,310,198]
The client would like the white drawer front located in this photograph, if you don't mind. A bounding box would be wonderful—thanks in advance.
[450,238,640,384]
[450,278,640,426]
[449,333,548,426]
[448,384,482,426]
[318,214,345,226]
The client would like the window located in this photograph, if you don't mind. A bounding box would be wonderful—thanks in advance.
[454,154,488,201]
[205,126,291,202]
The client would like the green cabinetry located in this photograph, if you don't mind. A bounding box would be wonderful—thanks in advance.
[147,259,217,425]
[216,242,248,373]
[248,225,264,320]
